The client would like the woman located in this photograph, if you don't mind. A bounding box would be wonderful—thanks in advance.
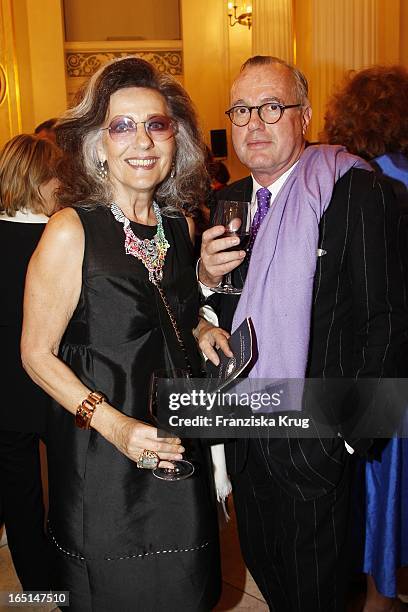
[21,57,221,611]
[0,134,60,590]
[322,65,408,612]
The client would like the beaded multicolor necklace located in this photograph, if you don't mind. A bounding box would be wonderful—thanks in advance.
[110,201,170,284]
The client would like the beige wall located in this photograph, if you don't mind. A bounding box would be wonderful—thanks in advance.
[181,0,252,182]
[294,0,405,141]
[226,22,253,181]
[63,0,180,41]
[400,0,408,66]
[181,0,229,148]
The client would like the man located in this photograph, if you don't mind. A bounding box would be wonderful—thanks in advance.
[198,56,407,611]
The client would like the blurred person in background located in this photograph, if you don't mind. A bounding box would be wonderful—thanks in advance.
[209,160,230,192]
[323,64,408,612]
[0,134,61,590]
[34,118,57,142]
[196,148,231,255]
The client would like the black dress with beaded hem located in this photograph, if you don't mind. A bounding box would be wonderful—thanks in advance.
[46,205,221,611]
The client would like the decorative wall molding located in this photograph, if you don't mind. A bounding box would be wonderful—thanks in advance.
[66,50,182,78]
[65,40,183,77]
[64,40,183,106]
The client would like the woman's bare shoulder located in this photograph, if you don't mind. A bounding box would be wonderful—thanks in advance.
[42,207,84,246]
[29,208,85,267]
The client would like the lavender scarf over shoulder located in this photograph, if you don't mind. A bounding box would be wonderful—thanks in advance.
[232,144,372,379]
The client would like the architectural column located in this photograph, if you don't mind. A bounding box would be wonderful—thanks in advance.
[252,0,294,63]
[0,0,22,147]
[181,0,230,145]
[14,0,67,132]
[0,0,67,145]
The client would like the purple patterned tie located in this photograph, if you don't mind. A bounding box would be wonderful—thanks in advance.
[247,187,272,254]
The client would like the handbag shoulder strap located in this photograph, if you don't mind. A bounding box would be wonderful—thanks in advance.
[153,281,193,377]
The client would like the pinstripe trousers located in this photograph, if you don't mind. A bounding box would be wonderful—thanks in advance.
[232,439,352,612]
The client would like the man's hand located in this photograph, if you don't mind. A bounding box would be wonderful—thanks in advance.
[199,225,246,288]
[195,319,233,366]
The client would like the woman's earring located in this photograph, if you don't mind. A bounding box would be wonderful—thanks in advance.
[170,161,176,179]
[96,159,108,179]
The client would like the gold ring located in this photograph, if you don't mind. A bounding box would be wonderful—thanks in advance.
[136,449,160,470]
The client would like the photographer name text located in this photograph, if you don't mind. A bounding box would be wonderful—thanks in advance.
[168,414,310,429]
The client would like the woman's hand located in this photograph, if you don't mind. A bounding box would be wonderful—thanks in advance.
[112,413,184,468]
[194,318,233,366]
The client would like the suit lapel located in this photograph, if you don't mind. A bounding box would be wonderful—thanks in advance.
[218,176,253,203]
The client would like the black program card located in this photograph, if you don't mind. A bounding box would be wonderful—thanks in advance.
[205,317,255,392]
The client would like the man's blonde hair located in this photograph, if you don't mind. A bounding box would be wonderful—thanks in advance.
[239,55,310,106]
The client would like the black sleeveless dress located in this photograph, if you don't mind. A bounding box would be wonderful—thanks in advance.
[46,205,221,611]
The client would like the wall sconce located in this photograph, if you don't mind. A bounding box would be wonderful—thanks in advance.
[227,3,252,29]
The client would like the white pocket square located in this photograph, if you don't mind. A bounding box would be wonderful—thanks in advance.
[317,248,327,257]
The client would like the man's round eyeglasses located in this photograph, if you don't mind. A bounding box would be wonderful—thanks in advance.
[101,115,177,143]
[225,102,302,127]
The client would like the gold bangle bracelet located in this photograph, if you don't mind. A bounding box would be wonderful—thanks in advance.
[75,391,105,430]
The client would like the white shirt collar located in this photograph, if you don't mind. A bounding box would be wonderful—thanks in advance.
[250,161,299,209]
[0,209,49,223]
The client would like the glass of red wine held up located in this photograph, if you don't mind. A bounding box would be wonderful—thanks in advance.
[212,200,251,295]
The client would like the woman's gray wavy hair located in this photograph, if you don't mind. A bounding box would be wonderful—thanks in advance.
[55,56,209,214]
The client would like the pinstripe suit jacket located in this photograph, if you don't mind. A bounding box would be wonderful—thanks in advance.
[205,168,408,500]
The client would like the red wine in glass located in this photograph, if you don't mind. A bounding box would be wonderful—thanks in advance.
[222,232,251,252]
[212,200,251,295]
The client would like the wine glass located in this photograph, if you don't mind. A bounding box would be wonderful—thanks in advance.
[212,200,251,295]
[148,368,195,481]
